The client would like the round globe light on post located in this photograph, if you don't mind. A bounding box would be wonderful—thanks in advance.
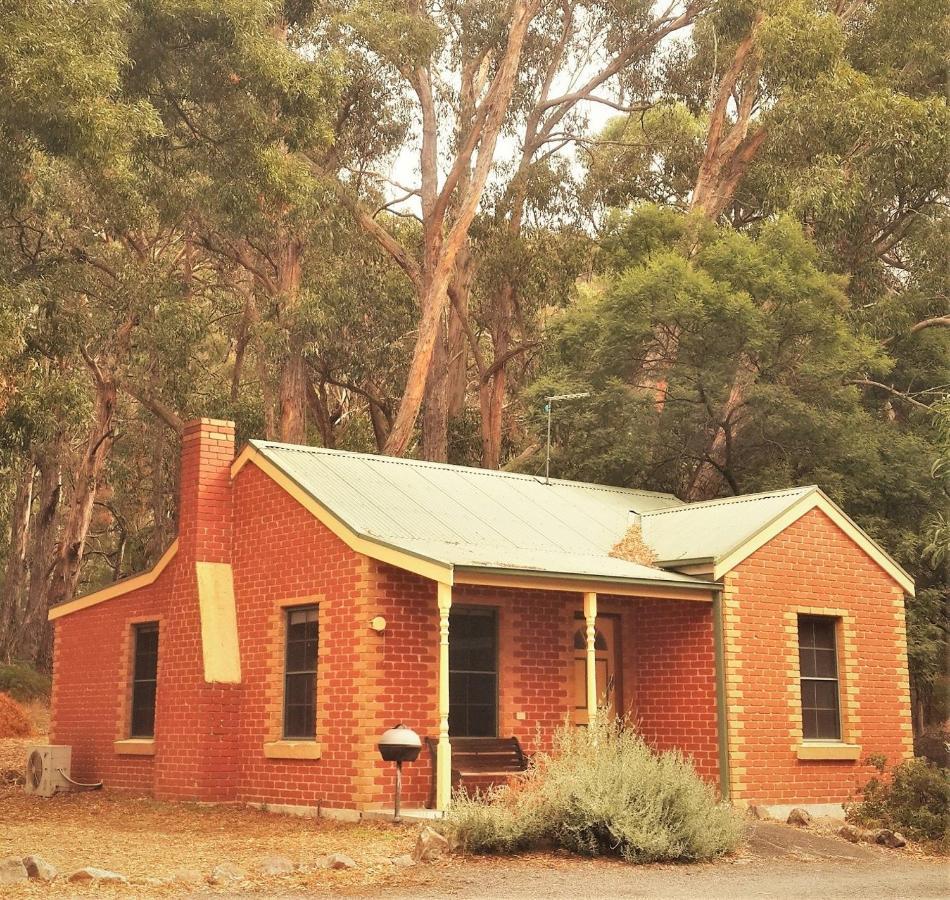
[377,724,421,821]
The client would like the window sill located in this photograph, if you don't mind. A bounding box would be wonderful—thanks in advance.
[796,742,861,761]
[114,739,155,756]
[263,740,321,760]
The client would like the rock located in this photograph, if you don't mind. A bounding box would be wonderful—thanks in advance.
[875,829,907,849]
[210,862,246,883]
[0,857,28,885]
[391,854,415,868]
[67,867,128,883]
[259,854,295,876]
[170,867,204,885]
[413,826,451,863]
[23,855,57,881]
[838,824,876,843]
[786,807,812,827]
[327,853,357,870]
[748,805,771,820]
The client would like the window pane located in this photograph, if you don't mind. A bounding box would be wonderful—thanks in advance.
[467,704,496,737]
[283,606,318,739]
[130,624,159,738]
[130,681,156,737]
[799,646,817,678]
[800,679,817,708]
[449,610,498,736]
[811,618,836,649]
[798,615,842,742]
[133,626,159,681]
[814,648,837,678]
[816,709,840,740]
[814,680,838,710]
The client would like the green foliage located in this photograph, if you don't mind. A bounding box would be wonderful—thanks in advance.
[444,719,744,863]
[847,757,950,845]
[0,662,51,702]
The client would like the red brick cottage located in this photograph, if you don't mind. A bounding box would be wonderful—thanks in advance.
[48,419,915,817]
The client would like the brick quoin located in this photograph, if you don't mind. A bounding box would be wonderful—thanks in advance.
[50,423,912,812]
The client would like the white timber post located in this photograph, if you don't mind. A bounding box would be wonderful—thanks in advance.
[584,591,598,724]
[436,581,453,811]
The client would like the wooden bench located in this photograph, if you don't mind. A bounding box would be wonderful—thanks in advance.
[425,736,528,808]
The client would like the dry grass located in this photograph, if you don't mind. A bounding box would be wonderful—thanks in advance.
[0,708,428,897]
[0,778,426,896]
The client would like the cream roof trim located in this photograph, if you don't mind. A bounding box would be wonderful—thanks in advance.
[48,539,179,621]
[231,445,454,585]
[712,490,915,595]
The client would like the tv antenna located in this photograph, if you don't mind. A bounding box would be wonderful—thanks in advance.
[543,392,590,484]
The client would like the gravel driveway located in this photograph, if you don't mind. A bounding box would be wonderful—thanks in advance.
[379,823,948,900]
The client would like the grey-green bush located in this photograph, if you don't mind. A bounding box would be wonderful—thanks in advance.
[847,756,950,846]
[0,662,51,703]
[444,719,744,863]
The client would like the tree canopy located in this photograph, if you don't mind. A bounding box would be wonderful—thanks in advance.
[0,0,946,723]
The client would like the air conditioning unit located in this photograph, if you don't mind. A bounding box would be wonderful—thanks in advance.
[24,745,72,797]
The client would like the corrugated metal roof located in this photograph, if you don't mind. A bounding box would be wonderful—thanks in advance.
[640,486,817,563]
[254,442,820,586]
[253,442,705,586]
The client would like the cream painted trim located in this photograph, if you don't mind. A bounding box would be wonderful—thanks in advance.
[796,743,861,761]
[454,570,714,602]
[713,491,915,595]
[48,540,179,621]
[114,739,155,756]
[195,562,242,684]
[231,446,453,585]
[436,582,453,812]
[263,740,322,760]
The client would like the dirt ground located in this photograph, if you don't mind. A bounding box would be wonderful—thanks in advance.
[2,731,947,899]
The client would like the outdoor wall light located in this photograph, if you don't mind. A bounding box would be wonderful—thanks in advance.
[370,616,387,633]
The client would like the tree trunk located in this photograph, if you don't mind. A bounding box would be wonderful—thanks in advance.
[381,0,541,457]
[306,378,336,448]
[422,313,450,461]
[277,242,307,444]
[49,373,118,609]
[147,424,171,561]
[446,246,474,420]
[0,458,36,663]
[17,441,63,668]
[685,360,756,500]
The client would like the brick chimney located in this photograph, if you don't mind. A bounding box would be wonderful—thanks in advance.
[178,418,235,563]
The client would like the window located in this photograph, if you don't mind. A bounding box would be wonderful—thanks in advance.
[449,608,498,737]
[130,623,159,738]
[798,615,841,741]
[283,605,318,739]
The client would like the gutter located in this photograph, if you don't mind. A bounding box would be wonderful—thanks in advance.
[453,565,717,592]
[711,587,731,802]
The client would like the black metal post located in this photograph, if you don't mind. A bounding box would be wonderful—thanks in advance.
[394,759,403,821]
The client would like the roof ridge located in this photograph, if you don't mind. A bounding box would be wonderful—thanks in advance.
[640,485,816,518]
[252,440,682,500]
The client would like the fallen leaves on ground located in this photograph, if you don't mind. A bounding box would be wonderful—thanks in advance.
[1,735,425,897]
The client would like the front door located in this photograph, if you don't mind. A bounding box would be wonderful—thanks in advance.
[449,607,498,737]
[572,614,619,726]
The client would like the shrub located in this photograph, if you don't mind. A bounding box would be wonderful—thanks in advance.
[0,692,33,738]
[847,756,950,844]
[0,662,51,703]
[444,719,744,863]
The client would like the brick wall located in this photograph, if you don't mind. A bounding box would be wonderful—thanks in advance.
[724,507,914,805]
[50,582,167,790]
[230,461,371,809]
[630,597,720,783]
